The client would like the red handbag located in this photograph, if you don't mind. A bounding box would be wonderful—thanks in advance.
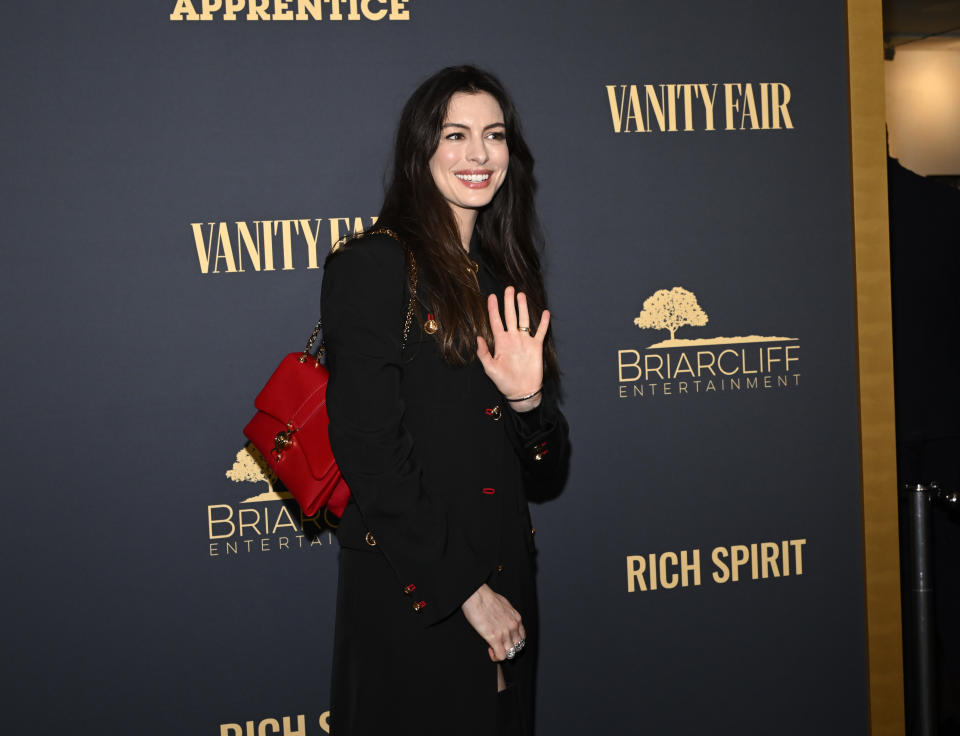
[243,229,417,519]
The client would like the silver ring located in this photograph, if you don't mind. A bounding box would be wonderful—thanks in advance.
[506,646,517,660]
[517,326,531,333]
[515,639,525,651]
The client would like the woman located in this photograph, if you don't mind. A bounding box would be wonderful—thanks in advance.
[321,65,569,735]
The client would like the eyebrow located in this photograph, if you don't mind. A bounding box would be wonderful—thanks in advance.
[442,122,506,131]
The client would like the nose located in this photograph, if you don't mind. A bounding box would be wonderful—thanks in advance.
[465,135,489,165]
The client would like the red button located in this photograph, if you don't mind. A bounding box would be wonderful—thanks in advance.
[482,487,496,495]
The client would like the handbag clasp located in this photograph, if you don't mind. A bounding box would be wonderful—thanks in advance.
[272,424,298,459]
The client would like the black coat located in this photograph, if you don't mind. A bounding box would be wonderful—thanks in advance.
[321,233,569,736]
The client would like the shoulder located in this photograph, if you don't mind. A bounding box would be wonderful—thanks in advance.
[323,231,407,289]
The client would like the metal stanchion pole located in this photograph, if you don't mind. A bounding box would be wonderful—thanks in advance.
[903,483,936,736]
[902,482,959,736]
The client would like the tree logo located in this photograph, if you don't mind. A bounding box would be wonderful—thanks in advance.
[634,287,708,343]
[634,286,795,347]
[225,444,293,503]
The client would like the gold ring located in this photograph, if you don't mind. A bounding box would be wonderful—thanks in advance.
[518,326,531,333]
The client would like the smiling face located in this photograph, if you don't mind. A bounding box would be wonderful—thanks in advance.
[429,91,509,244]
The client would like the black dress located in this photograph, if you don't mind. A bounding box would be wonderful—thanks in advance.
[322,233,569,736]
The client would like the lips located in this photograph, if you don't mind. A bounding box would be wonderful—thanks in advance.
[454,169,494,188]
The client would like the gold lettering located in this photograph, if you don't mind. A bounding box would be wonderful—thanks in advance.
[760,82,771,129]
[677,83,697,131]
[674,352,695,378]
[659,552,679,589]
[698,83,718,130]
[238,507,262,536]
[617,349,641,382]
[247,0,270,20]
[274,0,294,20]
[729,544,749,581]
[200,0,223,20]
[328,216,367,248]
[760,542,780,578]
[605,85,628,133]
[208,505,236,539]
[214,222,239,273]
[271,505,299,534]
[644,84,667,132]
[766,345,782,370]
[772,83,793,129]
[740,83,759,130]
[170,0,200,20]
[681,549,701,586]
[258,719,280,736]
[664,84,678,131]
[626,555,647,592]
[723,83,742,131]
[790,538,805,574]
[259,219,275,270]
[192,222,215,273]
[360,0,387,20]
[300,509,324,533]
[711,547,730,583]
[785,344,799,370]
[237,221,262,271]
[717,349,738,376]
[327,0,344,19]
[644,353,664,380]
[273,219,300,270]
[388,0,410,20]
[295,0,323,20]
[696,350,716,376]
[224,0,244,19]
[300,218,324,269]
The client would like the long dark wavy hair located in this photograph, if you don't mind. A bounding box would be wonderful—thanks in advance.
[375,65,559,383]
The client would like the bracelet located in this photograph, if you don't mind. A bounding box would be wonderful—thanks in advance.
[505,387,542,402]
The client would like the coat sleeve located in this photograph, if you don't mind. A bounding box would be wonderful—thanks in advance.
[322,236,494,626]
[502,382,570,503]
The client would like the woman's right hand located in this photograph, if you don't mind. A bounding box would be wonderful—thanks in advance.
[461,583,526,662]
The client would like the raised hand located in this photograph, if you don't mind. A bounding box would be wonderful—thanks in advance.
[476,286,550,412]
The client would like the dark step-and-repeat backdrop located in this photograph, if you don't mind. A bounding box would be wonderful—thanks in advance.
[3,2,877,734]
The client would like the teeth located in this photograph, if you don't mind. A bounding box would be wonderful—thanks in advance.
[456,173,490,183]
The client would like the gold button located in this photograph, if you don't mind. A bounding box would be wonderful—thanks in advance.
[412,600,426,612]
[497,564,504,572]
[403,584,416,595]
[530,527,536,536]
[365,531,377,546]
[534,453,544,461]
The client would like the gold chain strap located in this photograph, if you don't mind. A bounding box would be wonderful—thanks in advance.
[302,228,418,359]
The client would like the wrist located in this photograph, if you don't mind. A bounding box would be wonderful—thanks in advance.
[508,395,542,413]
[504,385,542,403]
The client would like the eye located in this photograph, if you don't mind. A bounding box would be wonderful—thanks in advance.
[487,130,506,141]
[444,132,465,141]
